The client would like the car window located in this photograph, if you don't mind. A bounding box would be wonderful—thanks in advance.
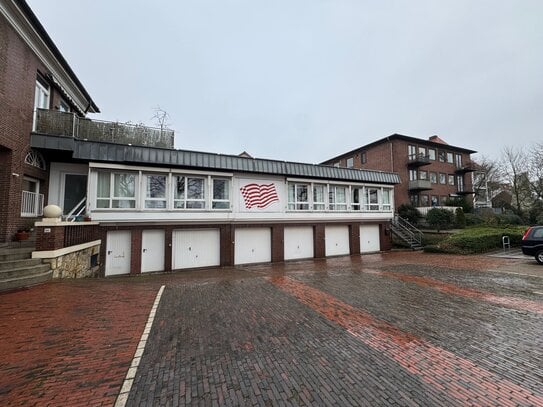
[533,228,543,238]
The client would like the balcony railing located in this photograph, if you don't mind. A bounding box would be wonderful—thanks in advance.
[407,153,431,167]
[408,179,432,191]
[21,190,44,217]
[34,109,175,149]
[455,161,476,173]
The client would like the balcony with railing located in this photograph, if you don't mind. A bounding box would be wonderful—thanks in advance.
[21,191,44,217]
[407,153,431,167]
[408,179,432,191]
[455,160,476,174]
[33,109,175,149]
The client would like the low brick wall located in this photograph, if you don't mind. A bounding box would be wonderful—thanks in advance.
[33,241,101,279]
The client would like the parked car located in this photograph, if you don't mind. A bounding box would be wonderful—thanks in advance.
[521,226,543,264]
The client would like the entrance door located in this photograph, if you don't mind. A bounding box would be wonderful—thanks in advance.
[105,231,131,276]
[63,174,87,215]
[142,230,165,273]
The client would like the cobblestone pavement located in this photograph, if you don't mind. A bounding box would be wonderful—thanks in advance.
[1,252,542,406]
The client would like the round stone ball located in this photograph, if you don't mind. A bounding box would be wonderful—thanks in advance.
[43,204,62,218]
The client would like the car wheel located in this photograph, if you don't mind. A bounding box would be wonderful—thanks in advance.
[536,250,543,265]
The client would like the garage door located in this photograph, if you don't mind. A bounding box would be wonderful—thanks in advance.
[235,228,271,265]
[360,225,380,253]
[325,225,350,257]
[105,230,131,276]
[142,230,165,273]
[284,226,314,260]
[172,229,220,269]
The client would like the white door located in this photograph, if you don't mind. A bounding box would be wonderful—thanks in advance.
[325,225,350,257]
[142,230,165,273]
[284,226,314,260]
[235,228,271,265]
[105,231,131,276]
[360,225,381,253]
[172,229,220,269]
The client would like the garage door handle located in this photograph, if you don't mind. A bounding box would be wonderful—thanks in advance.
[107,250,112,255]
[143,249,147,253]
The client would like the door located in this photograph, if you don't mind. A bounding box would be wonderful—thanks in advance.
[172,229,220,269]
[235,228,271,265]
[325,225,350,257]
[63,174,87,215]
[284,226,314,260]
[142,230,165,273]
[360,225,380,253]
[105,231,131,276]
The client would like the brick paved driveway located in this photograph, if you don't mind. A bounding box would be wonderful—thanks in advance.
[1,252,542,406]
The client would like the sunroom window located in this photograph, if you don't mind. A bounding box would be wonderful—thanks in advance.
[174,176,205,209]
[329,185,347,211]
[382,189,392,211]
[144,174,167,209]
[288,183,309,210]
[96,172,136,208]
[364,188,379,211]
[212,178,230,209]
[352,188,362,210]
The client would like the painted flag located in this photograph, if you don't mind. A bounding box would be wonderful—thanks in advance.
[240,183,279,209]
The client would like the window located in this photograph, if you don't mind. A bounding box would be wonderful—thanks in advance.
[360,152,367,164]
[288,183,309,210]
[409,169,417,181]
[418,147,426,157]
[410,194,419,206]
[144,174,167,209]
[329,185,347,210]
[174,176,205,209]
[431,195,438,206]
[212,179,230,209]
[59,100,70,112]
[439,173,446,184]
[33,79,50,130]
[430,172,437,184]
[455,154,462,167]
[421,195,429,206]
[364,188,379,211]
[441,196,448,205]
[457,176,464,192]
[382,189,392,211]
[419,170,428,180]
[333,162,340,168]
[448,175,455,186]
[447,152,453,163]
[313,184,326,210]
[428,149,436,160]
[346,157,354,168]
[96,172,136,208]
[24,150,46,170]
[352,188,361,210]
[438,151,446,162]
[408,145,417,160]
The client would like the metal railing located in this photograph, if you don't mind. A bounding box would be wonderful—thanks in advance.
[65,197,87,222]
[391,215,423,247]
[21,191,44,217]
[34,109,175,149]
[416,206,459,216]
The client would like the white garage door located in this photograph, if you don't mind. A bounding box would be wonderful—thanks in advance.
[235,228,271,265]
[142,230,165,273]
[360,225,381,253]
[325,225,350,257]
[172,229,220,269]
[105,230,131,276]
[284,226,314,260]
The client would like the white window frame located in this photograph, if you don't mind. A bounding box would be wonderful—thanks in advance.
[288,182,310,211]
[211,177,230,210]
[33,80,50,131]
[143,173,168,210]
[364,187,380,211]
[96,171,137,209]
[173,175,206,210]
[312,183,326,211]
[329,185,348,211]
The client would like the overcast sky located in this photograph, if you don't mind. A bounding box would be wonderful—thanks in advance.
[27,0,543,163]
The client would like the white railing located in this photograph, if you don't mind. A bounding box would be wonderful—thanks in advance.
[21,191,44,217]
[416,206,459,217]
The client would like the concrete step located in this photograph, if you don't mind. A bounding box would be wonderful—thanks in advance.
[0,263,51,280]
[0,258,42,271]
[0,269,52,293]
[0,247,34,262]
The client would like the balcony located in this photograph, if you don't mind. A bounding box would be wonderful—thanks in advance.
[408,180,432,191]
[407,153,431,167]
[455,161,476,174]
[456,188,474,195]
[34,109,174,149]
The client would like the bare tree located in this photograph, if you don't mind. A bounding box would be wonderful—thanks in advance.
[500,146,531,214]
[528,142,543,201]
[151,105,171,133]
[472,155,501,206]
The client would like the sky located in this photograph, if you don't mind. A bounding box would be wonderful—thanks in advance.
[27,0,543,164]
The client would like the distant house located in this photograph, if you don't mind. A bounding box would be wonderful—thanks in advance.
[1,0,401,279]
[321,134,477,210]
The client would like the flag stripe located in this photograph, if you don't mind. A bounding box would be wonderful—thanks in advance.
[240,183,279,209]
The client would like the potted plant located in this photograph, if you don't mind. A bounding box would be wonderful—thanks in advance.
[14,220,35,241]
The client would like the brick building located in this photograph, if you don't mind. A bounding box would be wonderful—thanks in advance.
[322,134,477,210]
[0,0,99,242]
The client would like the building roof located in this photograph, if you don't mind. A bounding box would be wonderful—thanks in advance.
[8,0,99,113]
[31,134,401,185]
[322,133,477,163]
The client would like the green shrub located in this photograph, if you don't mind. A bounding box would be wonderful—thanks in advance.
[426,208,455,231]
[455,208,466,229]
[397,203,421,225]
[497,214,523,225]
[465,213,484,226]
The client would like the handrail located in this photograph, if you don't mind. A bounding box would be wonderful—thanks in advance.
[66,197,86,221]
[392,215,422,246]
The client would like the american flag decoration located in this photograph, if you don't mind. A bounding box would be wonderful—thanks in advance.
[240,183,279,209]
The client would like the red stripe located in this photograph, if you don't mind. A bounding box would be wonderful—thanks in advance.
[240,183,279,209]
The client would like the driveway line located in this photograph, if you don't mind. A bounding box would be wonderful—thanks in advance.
[115,284,165,407]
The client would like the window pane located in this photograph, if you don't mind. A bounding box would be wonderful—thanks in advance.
[186,201,205,209]
[97,172,110,198]
[174,176,185,199]
[213,179,229,200]
[187,178,204,199]
[297,185,308,202]
[212,201,229,209]
[114,174,135,198]
[97,199,110,208]
[382,189,390,204]
[288,184,295,203]
[112,199,135,208]
[146,175,166,198]
[313,185,325,203]
[145,200,166,209]
[428,149,436,160]
[369,189,378,204]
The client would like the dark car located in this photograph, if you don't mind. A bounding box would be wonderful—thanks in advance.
[521,226,543,264]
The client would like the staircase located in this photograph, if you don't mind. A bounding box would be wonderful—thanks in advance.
[391,216,424,250]
[0,247,52,292]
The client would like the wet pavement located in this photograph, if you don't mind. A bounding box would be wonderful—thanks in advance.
[1,252,542,406]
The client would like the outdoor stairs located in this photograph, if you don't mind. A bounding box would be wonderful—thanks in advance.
[391,216,424,250]
[0,247,52,293]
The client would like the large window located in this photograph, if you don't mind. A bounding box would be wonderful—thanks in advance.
[382,189,391,211]
[144,174,167,209]
[212,179,230,209]
[288,183,309,210]
[313,184,326,210]
[430,172,437,184]
[364,188,379,211]
[33,79,50,130]
[448,175,455,186]
[96,172,136,208]
[329,185,347,211]
[447,152,454,163]
[428,149,436,160]
[174,176,205,209]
